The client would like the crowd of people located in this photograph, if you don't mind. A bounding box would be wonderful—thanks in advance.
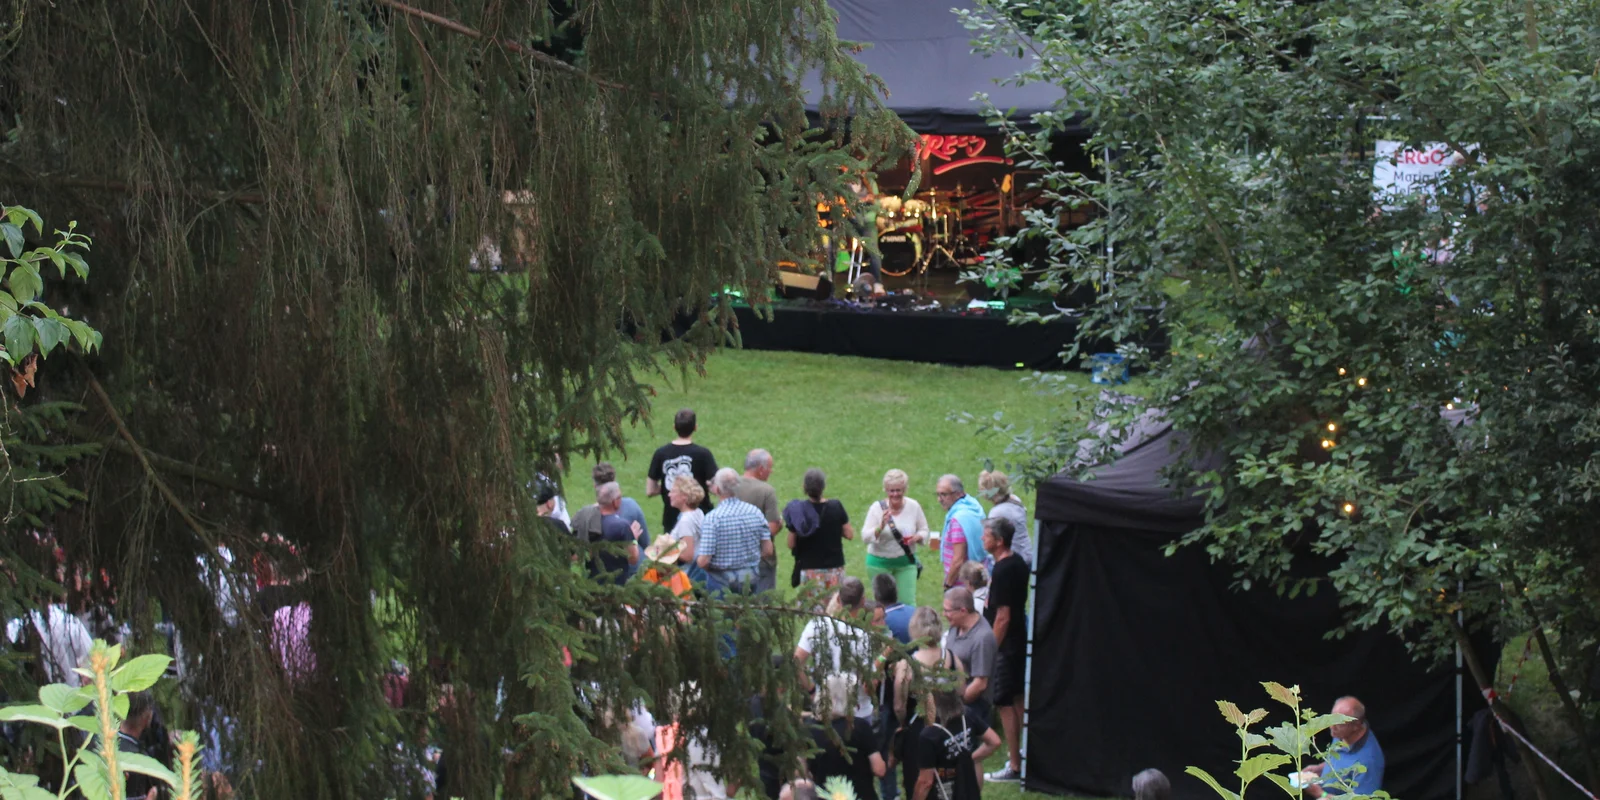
[533,407,1043,800]
[540,407,1388,800]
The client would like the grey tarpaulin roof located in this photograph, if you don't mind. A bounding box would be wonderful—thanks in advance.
[806,0,1073,134]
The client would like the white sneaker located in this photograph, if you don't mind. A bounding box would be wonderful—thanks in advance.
[985,766,1022,783]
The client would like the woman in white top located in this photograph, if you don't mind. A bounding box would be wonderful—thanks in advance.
[978,470,1033,566]
[862,468,931,605]
[667,475,708,584]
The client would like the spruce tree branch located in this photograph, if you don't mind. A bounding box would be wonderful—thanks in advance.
[371,0,633,93]
[77,361,226,553]
[53,419,278,505]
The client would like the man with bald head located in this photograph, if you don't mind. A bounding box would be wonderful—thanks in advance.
[1302,696,1385,797]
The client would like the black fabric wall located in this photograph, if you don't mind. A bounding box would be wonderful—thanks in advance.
[1027,520,1461,800]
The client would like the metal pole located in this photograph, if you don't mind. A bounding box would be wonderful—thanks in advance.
[1021,518,1039,784]
[1457,580,1465,800]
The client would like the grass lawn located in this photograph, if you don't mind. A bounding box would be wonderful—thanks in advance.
[567,348,1101,800]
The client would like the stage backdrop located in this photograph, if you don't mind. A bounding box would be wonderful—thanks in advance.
[1029,420,1466,800]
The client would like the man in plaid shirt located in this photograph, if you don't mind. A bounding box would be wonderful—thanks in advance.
[696,468,774,594]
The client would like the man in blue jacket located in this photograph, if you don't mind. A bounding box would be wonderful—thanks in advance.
[936,474,987,590]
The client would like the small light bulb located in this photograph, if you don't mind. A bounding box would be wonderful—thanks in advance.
[1342,502,1355,514]
[1326,422,1337,432]
[1357,377,1368,387]
[1338,367,1347,376]
[1321,439,1335,449]
[1446,402,1454,410]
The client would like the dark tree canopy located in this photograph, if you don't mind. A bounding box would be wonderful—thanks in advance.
[0,2,913,798]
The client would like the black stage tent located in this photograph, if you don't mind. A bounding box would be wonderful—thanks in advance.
[805,0,1073,134]
[1028,417,1464,800]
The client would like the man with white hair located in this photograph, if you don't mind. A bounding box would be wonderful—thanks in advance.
[936,474,986,589]
[736,448,782,592]
[696,468,773,594]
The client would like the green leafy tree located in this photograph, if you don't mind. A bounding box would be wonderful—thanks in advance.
[0,204,102,709]
[968,0,1600,793]
[0,2,912,799]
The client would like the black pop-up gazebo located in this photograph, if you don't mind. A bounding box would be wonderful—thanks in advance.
[804,0,1073,134]
[1026,416,1465,800]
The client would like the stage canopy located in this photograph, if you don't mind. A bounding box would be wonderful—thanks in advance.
[805,0,1074,134]
[1027,414,1466,800]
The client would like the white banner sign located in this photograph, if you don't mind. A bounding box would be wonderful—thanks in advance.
[1372,140,1470,209]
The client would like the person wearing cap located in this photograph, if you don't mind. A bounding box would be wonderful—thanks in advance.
[532,473,568,536]
[977,470,1033,567]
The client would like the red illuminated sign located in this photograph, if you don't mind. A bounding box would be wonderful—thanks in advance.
[917,135,1012,175]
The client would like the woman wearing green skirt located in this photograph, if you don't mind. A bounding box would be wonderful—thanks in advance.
[861,468,931,605]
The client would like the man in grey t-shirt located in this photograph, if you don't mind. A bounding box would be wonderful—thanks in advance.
[737,448,782,591]
[942,586,997,720]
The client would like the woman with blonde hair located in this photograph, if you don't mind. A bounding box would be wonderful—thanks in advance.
[862,468,931,604]
[891,607,946,800]
[977,470,1033,566]
[664,474,708,584]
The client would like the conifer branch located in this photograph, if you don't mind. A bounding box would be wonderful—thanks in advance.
[372,0,634,93]
[55,419,278,504]
[78,360,227,553]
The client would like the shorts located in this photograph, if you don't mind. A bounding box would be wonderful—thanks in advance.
[992,650,1026,706]
[795,565,846,589]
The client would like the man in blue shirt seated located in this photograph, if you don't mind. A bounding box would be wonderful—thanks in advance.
[1304,696,1385,797]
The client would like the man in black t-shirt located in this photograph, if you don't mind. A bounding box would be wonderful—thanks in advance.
[645,408,717,531]
[980,517,1028,784]
[914,689,999,800]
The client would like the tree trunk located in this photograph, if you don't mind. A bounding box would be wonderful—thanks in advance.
[1453,619,1553,800]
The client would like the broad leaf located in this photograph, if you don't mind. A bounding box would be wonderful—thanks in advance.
[63,252,89,279]
[2,306,34,359]
[1184,766,1240,800]
[67,715,105,736]
[0,222,21,258]
[0,767,56,800]
[39,683,92,714]
[111,654,172,693]
[0,704,66,729]
[32,317,68,357]
[7,263,40,305]
[110,693,129,721]
[1236,752,1291,784]
[120,752,179,785]
[1302,713,1352,738]
[73,760,111,800]
[1262,682,1299,709]
[571,775,664,800]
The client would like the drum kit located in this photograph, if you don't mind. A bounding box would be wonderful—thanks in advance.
[872,187,982,279]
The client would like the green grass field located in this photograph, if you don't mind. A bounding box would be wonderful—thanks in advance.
[566,349,1097,800]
